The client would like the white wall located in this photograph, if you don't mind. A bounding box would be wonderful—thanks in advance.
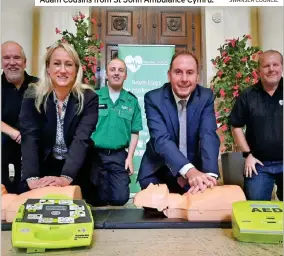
[1,4,283,81]
[258,7,284,54]
[1,2,89,76]
[202,7,251,87]
[38,7,90,73]
[1,0,35,74]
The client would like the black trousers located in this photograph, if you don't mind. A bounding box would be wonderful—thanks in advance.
[1,141,23,194]
[90,148,130,206]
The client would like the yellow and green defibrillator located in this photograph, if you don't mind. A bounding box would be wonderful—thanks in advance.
[232,201,283,244]
[12,198,94,253]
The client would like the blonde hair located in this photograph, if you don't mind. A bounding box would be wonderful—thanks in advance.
[32,42,93,114]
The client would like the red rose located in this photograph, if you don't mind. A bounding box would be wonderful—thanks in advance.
[220,89,226,97]
[223,56,231,64]
[55,28,61,34]
[233,90,239,98]
[226,39,237,47]
[244,77,250,83]
[221,125,228,132]
[252,70,258,79]
[73,16,79,22]
[79,12,85,19]
[236,72,242,78]
[217,71,223,78]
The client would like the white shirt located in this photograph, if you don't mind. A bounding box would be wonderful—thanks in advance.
[172,90,218,179]
[108,86,120,103]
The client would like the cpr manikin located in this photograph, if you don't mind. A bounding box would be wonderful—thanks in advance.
[1,184,82,222]
[134,183,246,221]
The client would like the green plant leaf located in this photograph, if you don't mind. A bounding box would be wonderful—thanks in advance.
[210,36,262,153]
[55,13,103,88]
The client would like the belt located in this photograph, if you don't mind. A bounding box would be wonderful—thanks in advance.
[96,147,126,155]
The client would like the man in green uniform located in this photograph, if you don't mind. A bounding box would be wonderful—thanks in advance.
[90,58,143,206]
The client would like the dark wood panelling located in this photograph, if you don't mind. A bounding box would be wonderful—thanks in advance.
[91,7,201,87]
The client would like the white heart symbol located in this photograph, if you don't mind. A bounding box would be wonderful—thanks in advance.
[125,55,143,72]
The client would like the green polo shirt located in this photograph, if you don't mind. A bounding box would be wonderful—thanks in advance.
[91,86,143,149]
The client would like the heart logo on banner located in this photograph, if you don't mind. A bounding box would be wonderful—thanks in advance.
[125,55,143,73]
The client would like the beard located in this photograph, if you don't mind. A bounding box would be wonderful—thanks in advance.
[5,70,24,84]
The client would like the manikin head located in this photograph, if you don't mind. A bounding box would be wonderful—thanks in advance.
[134,183,187,211]
[134,183,170,211]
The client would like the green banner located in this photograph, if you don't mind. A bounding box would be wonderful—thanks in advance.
[118,45,175,194]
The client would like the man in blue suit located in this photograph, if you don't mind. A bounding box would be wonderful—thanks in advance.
[138,51,220,194]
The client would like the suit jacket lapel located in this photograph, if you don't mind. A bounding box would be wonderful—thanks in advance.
[64,93,79,140]
[164,84,179,140]
[45,93,57,141]
[187,86,200,124]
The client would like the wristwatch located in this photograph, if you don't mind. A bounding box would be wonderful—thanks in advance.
[242,151,252,158]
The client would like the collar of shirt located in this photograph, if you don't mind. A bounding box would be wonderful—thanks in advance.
[254,77,283,93]
[53,91,70,108]
[171,89,191,106]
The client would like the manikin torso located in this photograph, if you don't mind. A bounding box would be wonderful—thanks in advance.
[1,184,82,222]
[134,183,246,221]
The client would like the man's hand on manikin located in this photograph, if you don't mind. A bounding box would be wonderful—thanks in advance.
[185,168,217,194]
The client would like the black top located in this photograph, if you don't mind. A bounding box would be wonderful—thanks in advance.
[229,77,283,161]
[1,72,38,143]
[19,86,98,180]
[2,71,38,129]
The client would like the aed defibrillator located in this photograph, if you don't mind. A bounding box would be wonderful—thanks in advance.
[232,201,283,244]
[12,198,94,253]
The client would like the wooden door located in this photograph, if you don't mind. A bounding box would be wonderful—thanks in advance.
[146,8,201,61]
[91,7,201,87]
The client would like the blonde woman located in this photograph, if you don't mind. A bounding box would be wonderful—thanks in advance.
[19,42,98,196]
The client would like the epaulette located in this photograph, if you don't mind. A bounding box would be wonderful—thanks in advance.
[127,91,137,99]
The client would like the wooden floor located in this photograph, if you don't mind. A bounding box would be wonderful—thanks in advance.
[2,229,282,256]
